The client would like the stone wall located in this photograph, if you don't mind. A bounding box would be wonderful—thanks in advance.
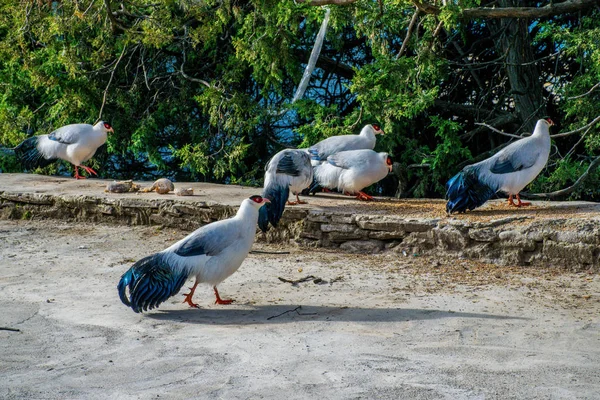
[2,190,599,270]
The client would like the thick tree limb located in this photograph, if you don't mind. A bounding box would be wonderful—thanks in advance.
[412,0,599,19]
[397,8,420,58]
[296,0,357,5]
[522,156,600,199]
[104,0,126,32]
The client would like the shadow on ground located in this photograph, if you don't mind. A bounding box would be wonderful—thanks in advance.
[146,304,528,325]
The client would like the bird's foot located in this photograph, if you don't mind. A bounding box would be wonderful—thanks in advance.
[287,201,299,206]
[74,173,86,180]
[81,166,98,176]
[182,292,200,308]
[322,188,333,193]
[507,194,517,207]
[213,286,234,305]
[356,191,374,201]
[515,194,531,207]
[295,200,308,205]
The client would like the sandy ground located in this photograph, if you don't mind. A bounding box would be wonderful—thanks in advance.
[1,220,600,400]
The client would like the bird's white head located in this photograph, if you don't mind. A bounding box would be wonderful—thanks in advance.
[380,152,393,173]
[370,123,385,135]
[247,195,271,209]
[97,121,115,134]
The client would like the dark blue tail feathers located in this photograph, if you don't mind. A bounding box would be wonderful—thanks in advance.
[307,175,322,195]
[445,168,496,214]
[14,137,56,170]
[117,253,188,313]
[259,183,289,232]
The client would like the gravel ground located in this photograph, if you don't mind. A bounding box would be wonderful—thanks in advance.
[1,219,599,399]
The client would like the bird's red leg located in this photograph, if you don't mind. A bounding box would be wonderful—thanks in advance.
[74,166,86,180]
[295,193,308,205]
[507,194,517,207]
[81,166,98,176]
[515,193,531,207]
[182,280,200,308]
[322,188,333,193]
[356,191,374,201]
[213,286,234,305]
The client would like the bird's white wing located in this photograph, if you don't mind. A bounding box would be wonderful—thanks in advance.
[308,135,369,161]
[48,124,92,145]
[489,137,541,175]
[326,150,372,170]
[172,218,241,258]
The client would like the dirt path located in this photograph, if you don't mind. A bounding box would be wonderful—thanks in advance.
[1,220,599,399]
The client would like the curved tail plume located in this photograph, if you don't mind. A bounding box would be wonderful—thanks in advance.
[259,183,289,233]
[446,168,496,214]
[14,137,56,170]
[117,253,188,313]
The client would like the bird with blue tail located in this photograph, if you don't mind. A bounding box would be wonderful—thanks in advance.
[258,149,313,233]
[118,195,270,313]
[12,121,114,179]
[446,118,554,214]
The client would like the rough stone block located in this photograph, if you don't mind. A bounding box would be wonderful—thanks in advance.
[543,241,596,265]
[327,230,366,241]
[433,226,468,250]
[307,212,331,223]
[368,230,406,240]
[321,223,356,233]
[468,228,497,242]
[402,231,435,250]
[340,240,384,253]
[331,214,354,224]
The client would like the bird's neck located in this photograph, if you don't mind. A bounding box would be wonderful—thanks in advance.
[235,202,259,224]
[359,128,375,140]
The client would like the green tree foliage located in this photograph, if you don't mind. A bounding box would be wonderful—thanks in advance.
[0,0,599,199]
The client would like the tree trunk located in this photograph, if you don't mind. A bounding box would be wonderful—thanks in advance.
[489,0,546,132]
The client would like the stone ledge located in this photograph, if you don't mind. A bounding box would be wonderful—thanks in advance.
[2,173,600,270]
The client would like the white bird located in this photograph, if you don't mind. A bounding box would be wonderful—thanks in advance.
[446,118,554,214]
[118,195,270,313]
[14,121,114,179]
[307,124,384,166]
[309,149,393,201]
[259,149,313,232]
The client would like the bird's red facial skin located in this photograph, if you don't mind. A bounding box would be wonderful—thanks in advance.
[546,118,555,126]
[386,156,393,166]
[372,124,384,134]
[103,123,114,133]
[249,195,269,204]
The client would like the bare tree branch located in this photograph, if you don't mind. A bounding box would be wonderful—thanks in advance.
[522,156,600,199]
[473,122,524,139]
[551,115,600,138]
[413,0,599,19]
[567,82,600,100]
[97,45,127,122]
[397,8,420,59]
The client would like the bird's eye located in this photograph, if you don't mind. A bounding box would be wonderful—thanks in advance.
[249,195,263,203]
[372,124,380,131]
[104,123,112,130]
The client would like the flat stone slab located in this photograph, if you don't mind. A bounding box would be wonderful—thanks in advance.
[2,173,600,269]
